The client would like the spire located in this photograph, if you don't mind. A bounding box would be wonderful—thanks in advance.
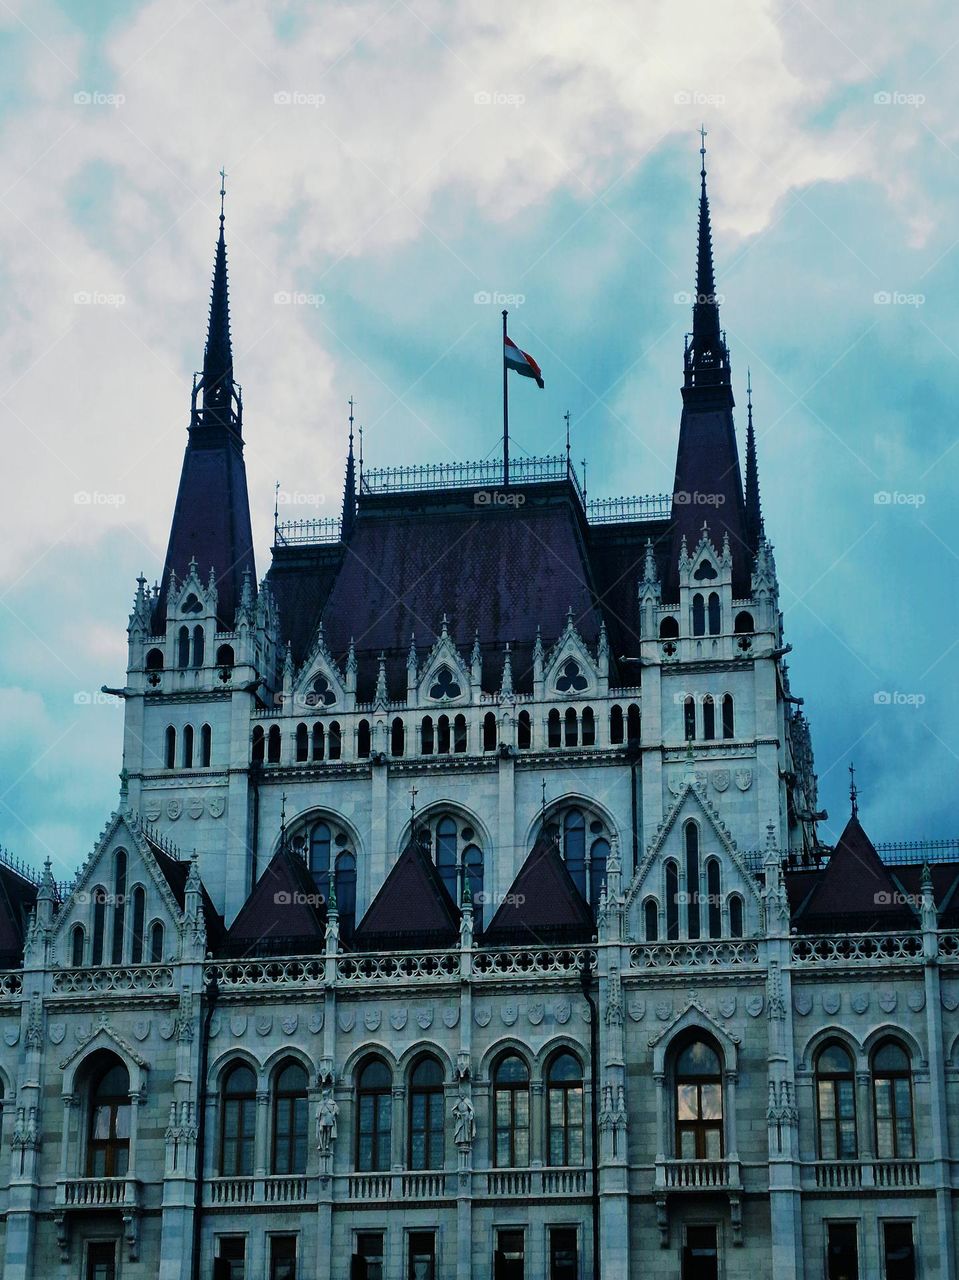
[342,397,357,540]
[848,762,859,819]
[684,127,730,394]
[744,369,764,556]
[199,168,237,428]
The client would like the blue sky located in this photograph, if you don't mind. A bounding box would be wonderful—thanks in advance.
[0,0,956,878]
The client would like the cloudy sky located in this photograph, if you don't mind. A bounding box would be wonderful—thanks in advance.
[0,0,956,878]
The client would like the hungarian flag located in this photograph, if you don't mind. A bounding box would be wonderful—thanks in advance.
[504,335,544,388]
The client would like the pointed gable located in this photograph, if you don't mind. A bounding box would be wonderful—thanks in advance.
[483,833,595,947]
[796,815,912,931]
[352,839,460,952]
[224,843,326,957]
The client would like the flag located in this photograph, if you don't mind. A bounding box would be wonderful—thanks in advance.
[504,335,544,388]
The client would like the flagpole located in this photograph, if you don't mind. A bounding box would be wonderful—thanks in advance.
[502,308,509,487]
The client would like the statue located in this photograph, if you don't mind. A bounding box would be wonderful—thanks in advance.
[317,1089,339,1154]
[452,1094,475,1146]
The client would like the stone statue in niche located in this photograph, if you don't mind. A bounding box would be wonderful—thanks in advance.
[452,1094,476,1146]
[317,1089,339,1153]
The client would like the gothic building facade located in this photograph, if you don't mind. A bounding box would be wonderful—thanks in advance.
[0,154,953,1280]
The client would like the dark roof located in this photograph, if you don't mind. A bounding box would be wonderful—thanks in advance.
[791,815,917,931]
[0,863,37,967]
[221,841,325,957]
[352,837,460,951]
[143,834,225,949]
[483,832,596,946]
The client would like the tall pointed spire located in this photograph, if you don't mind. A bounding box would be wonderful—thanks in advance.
[195,168,239,431]
[684,127,730,394]
[744,368,764,556]
[342,397,357,540]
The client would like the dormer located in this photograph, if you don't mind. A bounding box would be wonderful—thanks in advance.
[416,617,471,709]
[543,608,608,699]
[677,526,734,656]
[291,622,350,716]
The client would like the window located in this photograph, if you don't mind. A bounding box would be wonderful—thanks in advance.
[707,592,721,635]
[201,723,212,767]
[215,1237,246,1280]
[495,1229,525,1280]
[563,810,587,899]
[409,1057,444,1170]
[547,708,561,748]
[882,1222,916,1280]
[145,647,164,671]
[111,849,127,965]
[272,1062,308,1175]
[267,724,281,763]
[86,1057,131,1177]
[721,694,734,739]
[549,1228,578,1280]
[183,723,194,768]
[517,710,531,750]
[296,723,309,762]
[165,725,177,769]
[692,594,705,637]
[665,861,680,941]
[421,716,434,754]
[610,704,624,744]
[702,695,715,740]
[453,713,468,753]
[483,711,498,752]
[86,1243,117,1280]
[353,1233,384,1280]
[660,615,679,639]
[564,707,578,747]
[734,611,754,634]
[177,625,190,668]
[269,1236,297,1280]
[220,1064,256,1176]
[589,838,609,912]
[356,1058,392,1172]
[685,822,700,940]
[729,894,744,938]
[130,887,145,963]
[310,822,331,887]
[873,1042,914,1159]
[408,1232,436,1280]
[328,721,342,760]
[312,722,325,761]
[827,1223,859,1280]
[436,712,450,753]
[391,717,405,757]
[216,643,235,669]
[192,624,205,667]
[676,1040,723,1159]
[335,852,357,941]
[71,923,85,967]
[493,1054,530,1167]
[706,859,721,938]
[357,719,371,757]
[682,1225,719,1280]
[817,1043,857,1160]
[627,703,641,744]
[644,898,659,941]
[149,921,164,963]
[684,696,696,740]
[581,706,595,746]
[251,726,264,764]
[435,817,458,903]
[546,1052,584,1166]
[465,845,484,931]
[92,886,107,965]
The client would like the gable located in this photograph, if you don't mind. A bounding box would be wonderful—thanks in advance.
[224,843,326,956]
[797,816,911,928]
[483,833,595,946]
[352,838,460,951]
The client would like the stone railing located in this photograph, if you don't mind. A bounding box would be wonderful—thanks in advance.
[398,1171,447,1199]
[790,933,923,967]
[628,940,759,971]
[656,1159,738,1190]
[52,965,173,994]
[208,1175,311,1206]
[0,971,22,997]
[473,947,596,979]
[485,1167,590,1198]
[808,1160,921,1191]
[207,958,327,990]
[936,932,959,960]
[57,1176,140,1209]
[336,952,460,984]
[347,1173,393,1202]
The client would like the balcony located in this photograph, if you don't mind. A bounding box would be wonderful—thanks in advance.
[485,1167,590,1198]
[55,1177,141,1261]
[807,1160,922,1191]
[207,1175,311,1207]
[656,1158,740,1191]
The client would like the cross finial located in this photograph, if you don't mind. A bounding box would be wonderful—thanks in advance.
[541,777,547,817]
[849,762,859,819]
[280,790,287,836]
[699,125,707,180]
[410,785,418,824]
[348,396,355,442]
[219,167,227,223]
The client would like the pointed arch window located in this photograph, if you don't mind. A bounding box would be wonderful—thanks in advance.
[272,1061,308,1175]
[177,626,190,668]
[660,615,679,639]
[327,722,341,760]
[145,647,164,672]
[517,711,531,750]
[267,725,281,764]
[610,705,624,745]
[435,817,458,903]
[493,1054,530,1168]
[547,1052,584,1166]
[563,810,587,899]
[296,723,309,762]
[547,709,561,748]
[149,921,164,963]
[409,1056,445,1171]
[220,1063,257,1176]
[627,703,641,745]
[309,822,331,888]
[130,886,146,964]
[111,849,127,965]
[312,722,325,761]
[334,852,357,942]
[643,899,659,942]
[251,726,264,764]
[581,707,595,747]
[564,708,578,747]
[464,845,484,932]
[676,1040,723,1159]
[816,1043,857,1160]
[721,694,734,739]
[183,724,195,769]
[589,839,609,912]
[357,719,371,758]
[734,611,754,634]
[665,861,679,941]
[683,697,696,741]
[92,886,107,965]
[70,923,85,967]
[192,624,205,667]
[707,592,721,636]
[692,594,705,637]
[421,716,435,755]
[706,858,721,938]
[702,695,716,740]
[483,711,498,752]
[356,1058,392,1172]
[872,1041,914,1159]
[685,822,700,940]
[391,716,405,757]
[453,713,468,753]
[165,725,177,769]
[437,714,451,754]
[729,893,744,938]
[201,723,212,767]
[87,1058,131,1177]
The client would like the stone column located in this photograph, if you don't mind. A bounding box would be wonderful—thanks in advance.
[255,1089,270,1179]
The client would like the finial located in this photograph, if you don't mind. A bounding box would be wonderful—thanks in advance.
[747,366,753,412]
[581,456,587,502]
[699,124,707,185]
[848,763,859,819]
[274,481,280,537]
[564,409,571,463]
[280,791,287,834]
[410,785,418,826]
[541,777,547,818]
[348,395,355,443]
[219,167,227,224]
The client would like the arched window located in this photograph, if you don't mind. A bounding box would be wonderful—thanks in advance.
[816,1043,857,1160]
[177,625,190,668]
[86,1057,131,1176]
[610,705,624,745]
[335,852,357,941]
[312,722,325,761]
[421,716,434,755]
[702,695,715,740]
[92,886,107,965]
[676,1040,723,1159]
[872,1041,914,1159]
[706,859,721,938]
[547,1052,584,1166]
[564,708,578,747]
[547,709,561,748]
[721,694,734,740]
[627,703,641,745]
[328,722,342,760]
[310,822,331,888]
[165,725,177,770]
[267,725,281,764]
[409,1057,445,1171]
[563,810,587,899]
[729,894,744,938]
[483,712,498,752]
[149,921,164,963]
[251,726,264,764]
[437,714,451,754]
[643,899,659,942]
[130,887,145,964]
[734,611,754,634]
[435,817,458,903]
[660,616,679,639]
[192,624,205,667]
[707,592,721,636]
[71,923,85,967]
[201,723,212,767]
[356,1058,392,1172]
[220,1063,257,1176]
[493,1055,530,1168]
[665,861,679,941]
[683,697,696,741]
[145,647,164,671]
[391,717,405,757]
[517,710,531,750]
[589,839,609,913]
[581,707,595,747]
[296,723,309,762]
[464,846,484,931]
[692,594,705,637]
[357,719,371,758]
[453,714,468,753]
[182,724,195,769]
[685,822,700,940]
[111,849,127,965]
[272,1061,308,1175]
[216,643,235,668]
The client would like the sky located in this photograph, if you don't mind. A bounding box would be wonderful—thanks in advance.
[0,0,957,879]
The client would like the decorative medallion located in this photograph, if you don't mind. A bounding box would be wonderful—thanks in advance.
[908,989,925,1013]
[166,798,183,821]
[878,991,898,1013]
[734,769,753,792]
[364,1009,382,1032]
[132,1018,151,1042]
[581,1002,592,1023]
[416,1007,434,1030]
[554,1000,571,1025]
[656,999,673,1022]
[822,992,841,1016]
[527,1002,545,1027]
[389,1009,408,1032]
[746,995,764,1018]
[160,1018,177,1040]
[254,1015,271,1037]
[281,1014,298,1036]
[209,1015,221,1038]
[308,1010,324,1035]
[474,1007,492,1028]
[718,995,737,1019]
[942,990,959,1013]
[337,1010,356,1033]
[442,1007,460,1029]
[628,999,646,1023]
[502,1004,519,1027]
[3,1024,19,1047]
[793,992,813,1016]
[144,800,162,823]
[188,796,204,820]
[75,1022,91,1042]
[851,991,870,1015]
[668,775,683,797]
[712,770,730,793]
[208,796,226,819]
[49,1022,66,1046]
[229,1015,247,1038]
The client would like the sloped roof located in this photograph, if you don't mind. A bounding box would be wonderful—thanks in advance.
[142,835,225,949]
[483,832,596,946]
[222,841,326,957]
[352,837,460,951]
[0,862,37,967]
[793,815,914,930]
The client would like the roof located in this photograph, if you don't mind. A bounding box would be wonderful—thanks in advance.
[790,815,918,931]
[0,862,37,967]
[483,832,596,946]
[142,834,225,949]
[221,840,325,957]
[351,836,460,951]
